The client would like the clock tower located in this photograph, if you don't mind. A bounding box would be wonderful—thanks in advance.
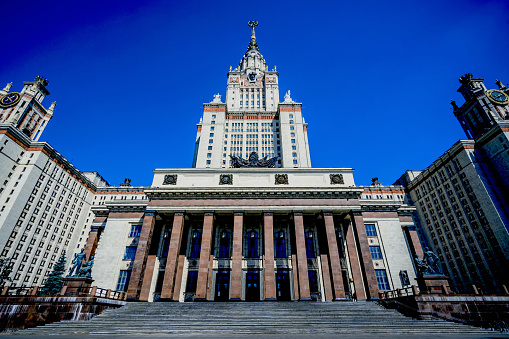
[452,73,509,139]
[0,76,54,141]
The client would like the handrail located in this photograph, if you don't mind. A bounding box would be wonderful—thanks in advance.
[1,285,127,301]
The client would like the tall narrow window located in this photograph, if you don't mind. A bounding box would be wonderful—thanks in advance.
[305,231,315,258]
[123,246,137,260]
[190,230,202,258]
[219,230,231,258]
[365,224,377,236]
[116,270,131,292]
[129,225,142,237]
[375,269,390,290]
[369,246,382,259]
[274,231,286,258]
[247,231,258,258]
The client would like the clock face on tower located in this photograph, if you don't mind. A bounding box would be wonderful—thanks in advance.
[487,90,509,105]
[248,72,257,82]
[0,92,21,108]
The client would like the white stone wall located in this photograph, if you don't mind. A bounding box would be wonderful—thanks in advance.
[93,215,144,291]
[152,168,355,188]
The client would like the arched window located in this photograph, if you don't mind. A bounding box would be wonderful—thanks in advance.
[219,230,231,258]
[247,231,258,258]
[190,230,202,258]
[305,230,315,258]
[274,230,286,258]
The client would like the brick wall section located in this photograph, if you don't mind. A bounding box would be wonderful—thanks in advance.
[263,212,276,300]
[320,254,333,301]
[195,213,214,300]
[323,213,346,300]
[230,212,243,300]
[172,255,185,301]
[293,212,311,300]
[84,230,99,261]
[127,213,155,300]
[161,213,185,300]
[292,254,299,300]
[139,255,156,301]
[352,212,380,300]
[345,224,366,300]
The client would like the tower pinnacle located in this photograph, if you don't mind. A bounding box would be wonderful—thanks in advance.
[247,21,259,51]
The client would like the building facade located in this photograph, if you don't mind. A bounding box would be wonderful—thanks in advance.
[0,23,425,302]
[396,74,509,293]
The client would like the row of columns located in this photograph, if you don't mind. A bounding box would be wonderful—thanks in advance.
[127,210,380,301]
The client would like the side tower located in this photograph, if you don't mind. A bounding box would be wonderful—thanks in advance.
[0,76,55,141]
[192,22,311,169]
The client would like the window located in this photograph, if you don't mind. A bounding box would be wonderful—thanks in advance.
[247,231,258,258]
[290,126,294,130]
[208,146,213,150]
[212,115,216,119]
[123,246,137,260]
[209,133,214,137]
[292,152,297,157]
[370,246,382,259]
[293,160,298,165]
[365,224,377,236]
[210,127,214,131]
[129,225,142,237]
[206,160,211,165]
[292,146,296,150]
[375,269,390,290]
[291,139,295,143]
[219,231,231,258]
[190,230,202,258]
[207,153,212,158]
[209,139,213,144]
[305,231,315,258]
[186,271,198,293]
[274,231,286,258]
[116,270,131,291]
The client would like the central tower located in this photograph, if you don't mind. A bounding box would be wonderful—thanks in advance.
[192,22,311,169]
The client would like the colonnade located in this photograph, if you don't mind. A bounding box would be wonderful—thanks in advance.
[126,210,381,302]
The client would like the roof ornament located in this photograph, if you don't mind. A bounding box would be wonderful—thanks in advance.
[212,93,222,103]
[3,82,12,92]
[496,79,506,90]
[247,21,259,51]
[284,90,292,102]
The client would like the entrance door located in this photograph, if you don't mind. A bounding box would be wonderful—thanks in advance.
[245,272,260,301]
[276,272,291,301]
[215,272,230,302]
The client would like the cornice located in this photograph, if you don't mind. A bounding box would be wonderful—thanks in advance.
[145,187,363,200]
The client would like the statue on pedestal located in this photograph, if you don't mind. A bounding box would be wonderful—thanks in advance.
[68,248,86,276]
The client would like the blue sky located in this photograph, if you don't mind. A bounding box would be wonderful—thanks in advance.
[1,0,508,186]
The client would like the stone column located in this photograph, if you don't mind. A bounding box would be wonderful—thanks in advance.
[127,212,156,300]
[320,254,333,301]
[195,212,214,301]
[323,212,346,300]
[263,211,276,301]
[139,255,157,301]
[172,255,186,301]
[161,212,185,300]
[84,228,100,260]
[351,211,379,300]
[230,212,244,301]
[400,212,424,259]
[345,222,366,300]
[293,211,311,301]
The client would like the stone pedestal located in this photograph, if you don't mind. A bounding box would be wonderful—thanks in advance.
[416,274,450,294]
[62,277,94,296]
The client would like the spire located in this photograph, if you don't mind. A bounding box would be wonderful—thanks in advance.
[247,21,259,51]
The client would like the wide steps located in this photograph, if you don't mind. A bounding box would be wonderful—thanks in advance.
[12,302,491,335]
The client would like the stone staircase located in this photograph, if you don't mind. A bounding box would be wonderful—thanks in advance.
[12,302,493,336]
